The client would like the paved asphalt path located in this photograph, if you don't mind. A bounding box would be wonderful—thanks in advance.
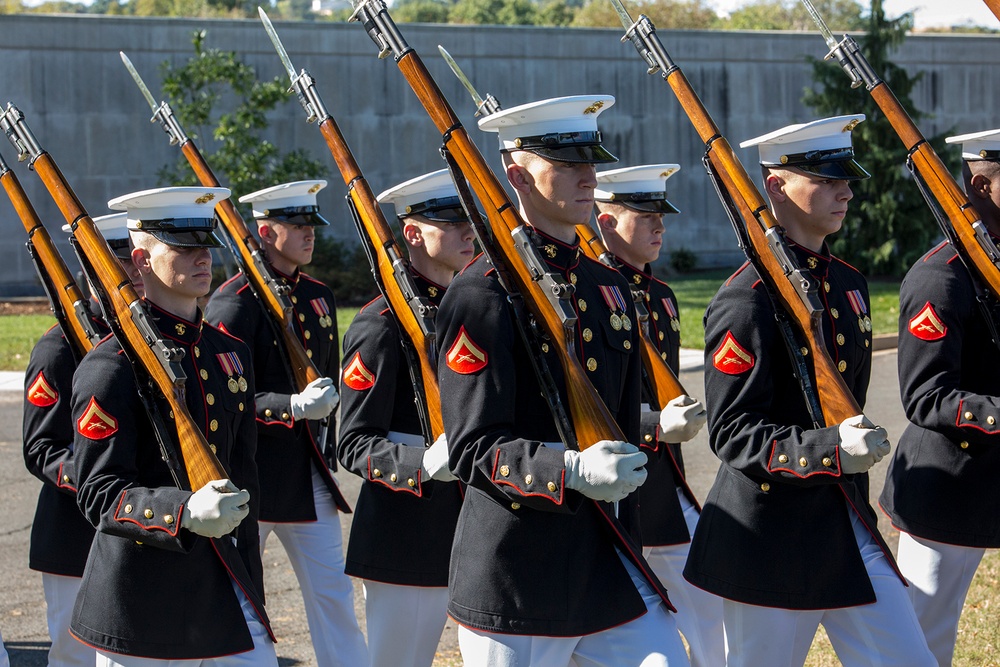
[0,348,903,666]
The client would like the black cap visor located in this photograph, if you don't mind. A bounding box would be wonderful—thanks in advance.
[402,196,474,224]
[107,238,133,260]
[598,192,680,214]
[261,206,330,227]
[796,158,870,181]
[527,144,618,165]
[150,229,225,249]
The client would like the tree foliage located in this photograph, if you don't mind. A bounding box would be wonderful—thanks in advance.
[572,0,719,29]
[802,0,957,277]
[727,0,863,31]
[157,30,326,216]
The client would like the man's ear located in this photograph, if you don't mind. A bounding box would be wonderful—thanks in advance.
[257,222,273,244]
[596,211,617,232]
[764,172,787,203]
[506,162,533,195]
[131,247,151,274]
[969,172,993,201]
[401,219,423,247]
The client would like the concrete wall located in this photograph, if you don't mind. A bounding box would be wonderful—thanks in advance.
[0,14,997,295]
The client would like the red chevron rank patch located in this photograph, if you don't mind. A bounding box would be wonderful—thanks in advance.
[343,351,375,391]
[909,302,947,341]
[77,397,119,440]
[26,371,58,407]
[446,326,489,374]
[713,331,755,375]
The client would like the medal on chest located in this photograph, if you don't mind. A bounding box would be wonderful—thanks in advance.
[598,284,632,331]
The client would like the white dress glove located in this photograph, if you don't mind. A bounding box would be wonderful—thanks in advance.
[289,377,339,421]
[658,394,708,443]
[421,434,457,482]
[838,414,891,474]
[563,440,648,503]
[181,479,250,538]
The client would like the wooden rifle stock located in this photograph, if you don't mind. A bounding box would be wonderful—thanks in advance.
[178,141,321,391]
[614,6,860,425]
[1,106,227,490]
[574,223,687,408]
[354,3,626,449]
[315,117,445,439]
[0,156,99,359]
[984,0,1000,21]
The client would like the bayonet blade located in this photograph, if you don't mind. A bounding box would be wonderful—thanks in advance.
[120,51,159,113]
[259,7,298,81]
[799,0,840,50]
[437,46,485,109]
[608,0,635,30]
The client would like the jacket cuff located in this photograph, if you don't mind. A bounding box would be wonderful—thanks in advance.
[491,446,566,506]
[114,488,186,536]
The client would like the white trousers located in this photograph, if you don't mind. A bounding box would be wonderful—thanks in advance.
[42,573,94,667]
[458,551,690,667]
[258,469,368,667]
[362,581,448,667]
[897,531,985,666]
[722,511,935,667]
[643,490,725,667]
[95,582,276,667]
[0,625,9,667]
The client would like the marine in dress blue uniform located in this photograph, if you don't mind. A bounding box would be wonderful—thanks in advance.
[879,128,1000,665]
[338,170,474,667]
[22,213,138,667]
[69,187,276,666]
[683,116,934,666]
[594,164,722,667]
[439,95,689,666]
[204,180,367,667]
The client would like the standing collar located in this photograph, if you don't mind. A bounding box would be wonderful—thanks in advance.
[529,226,581,273]
[145,299,203,346]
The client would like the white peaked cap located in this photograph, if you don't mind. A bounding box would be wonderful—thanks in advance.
[946,128,1000,161]
[377,169,459,217]
[239,180,328,219]
[740,114,868,180]
[595,164,681,199]
[478,95,618,164]
[108,186,228,226]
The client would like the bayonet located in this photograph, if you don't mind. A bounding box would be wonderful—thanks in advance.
[799,0,879,89]
[258,7,324,123]
[119,51,188,145]
[437,45,500,117]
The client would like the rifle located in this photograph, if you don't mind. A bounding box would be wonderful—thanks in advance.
[985,0,1000,21]
[441,44,687,432]
[349,0,628,451]
[0,151,102,361]
[119,52,321,393]
[258,9,443,443]
[800,0,1000,326]
[1,103,227,491]
[609,0,861,427]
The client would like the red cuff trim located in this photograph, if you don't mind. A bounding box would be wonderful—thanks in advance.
[55,462,77,493]
[112,492,182,537]
[955,399,999,434]
[490,450,564,505]
[366,459,423,497]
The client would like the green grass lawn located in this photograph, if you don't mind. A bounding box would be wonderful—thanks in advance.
[667,269,900,351]
[0,275,900,372]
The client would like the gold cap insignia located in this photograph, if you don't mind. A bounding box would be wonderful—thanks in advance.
[134,220,143,229]
[982,150,989,158]
[195,193,215,204]
[308,184,322,193]
[514,138,523,148]
[780,155,789,164]
[583,100,604,115]
[842,119,860,132]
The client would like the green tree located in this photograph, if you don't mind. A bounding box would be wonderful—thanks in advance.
[449,0,536,25]
[725,0,863,31]
[802,0,956,276]
[157,30,326,214]
[394,0,452,23]
[158,31,374,301]
[571,0,719,30]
